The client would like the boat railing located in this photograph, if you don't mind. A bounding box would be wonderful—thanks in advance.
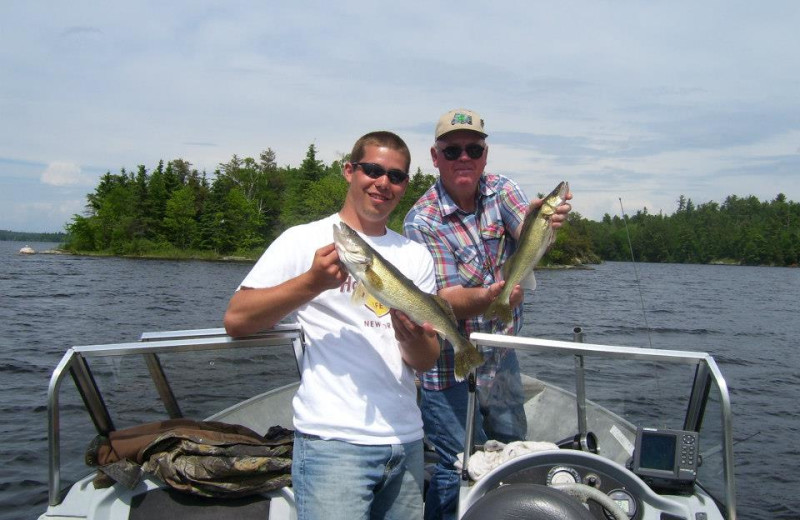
[465,331,736,520]
[47,327,736,519]
[46,324,305,507]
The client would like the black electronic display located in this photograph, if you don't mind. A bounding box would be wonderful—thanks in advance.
[632,427,698,493]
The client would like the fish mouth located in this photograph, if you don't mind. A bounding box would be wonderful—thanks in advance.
[333,223,367,264]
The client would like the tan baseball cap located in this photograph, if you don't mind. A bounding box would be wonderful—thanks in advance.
[434,108,487,140]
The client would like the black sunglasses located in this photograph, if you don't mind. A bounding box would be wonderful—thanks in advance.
[352,162,409,185]
[440,143,485,161]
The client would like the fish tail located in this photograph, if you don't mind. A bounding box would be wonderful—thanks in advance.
[484,300,513,325]
[454,341,485,382]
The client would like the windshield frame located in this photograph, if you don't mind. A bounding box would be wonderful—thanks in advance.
[463,331,736,519]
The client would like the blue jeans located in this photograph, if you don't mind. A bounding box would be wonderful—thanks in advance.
[421,351,526,520]
[292,432,424,520]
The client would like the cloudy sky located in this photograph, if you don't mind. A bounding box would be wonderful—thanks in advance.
[2,1,799,232]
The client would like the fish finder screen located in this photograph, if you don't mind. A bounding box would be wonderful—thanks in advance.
[633,427,698,491]
[639,432,676,471]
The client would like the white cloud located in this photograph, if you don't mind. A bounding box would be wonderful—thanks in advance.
[40,162,91,187]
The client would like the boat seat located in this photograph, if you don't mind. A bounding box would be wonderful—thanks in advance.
[129,487,270,520]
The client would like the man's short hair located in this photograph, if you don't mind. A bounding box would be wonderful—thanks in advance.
[350,131,411,172]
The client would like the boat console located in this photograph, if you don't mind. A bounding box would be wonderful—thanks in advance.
[463,449,672,519]
[456,332,736,520]
[459,437,718,519]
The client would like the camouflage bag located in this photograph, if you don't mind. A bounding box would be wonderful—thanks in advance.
[86,419,293,498]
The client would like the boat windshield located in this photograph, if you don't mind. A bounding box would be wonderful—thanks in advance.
[46,326,735,519]
[464,330,735,518]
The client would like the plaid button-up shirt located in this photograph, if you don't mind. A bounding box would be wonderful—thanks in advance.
[403,173,529,390]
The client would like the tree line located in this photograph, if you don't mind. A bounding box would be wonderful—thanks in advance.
[1,230,66,242]
[64,145,439,258]
[583,194,799,266]
[63,146,799,267]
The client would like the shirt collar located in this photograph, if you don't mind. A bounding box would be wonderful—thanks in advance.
[434,174,497,217]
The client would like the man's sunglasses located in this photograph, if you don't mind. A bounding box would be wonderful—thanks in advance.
[352,162,409,185]
[440,143,485,161]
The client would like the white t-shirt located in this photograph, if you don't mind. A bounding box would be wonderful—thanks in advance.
[239,213,436,444]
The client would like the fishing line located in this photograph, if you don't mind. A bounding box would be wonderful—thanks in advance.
[619,198,666,427]
[618,198,653,349]
[700,431,761,460]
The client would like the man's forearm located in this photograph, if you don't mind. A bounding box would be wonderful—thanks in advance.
[438,285,492,320]
[223,274,320,337]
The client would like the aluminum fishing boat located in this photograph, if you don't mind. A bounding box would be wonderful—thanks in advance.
[40,325,736,519]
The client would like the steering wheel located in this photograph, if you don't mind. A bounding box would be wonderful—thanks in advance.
[461,482,629,520]
[551,483,628,520]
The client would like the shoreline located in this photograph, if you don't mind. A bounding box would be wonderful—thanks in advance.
[46,248,600,267]
[30,249,798,268]
[38,248,258,263]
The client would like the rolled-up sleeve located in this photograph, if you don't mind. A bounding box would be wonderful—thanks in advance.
[498,179,529,238]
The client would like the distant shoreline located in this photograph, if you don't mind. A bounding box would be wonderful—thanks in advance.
[1,231,67,242]
[43,248,258,263]
[34,248,599,267]
[14,244,797,268]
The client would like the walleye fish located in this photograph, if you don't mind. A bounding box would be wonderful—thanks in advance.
[333,222,484,380]
[484,181,570,324]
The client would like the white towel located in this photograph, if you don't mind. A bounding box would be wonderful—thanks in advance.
[455,440,560,481]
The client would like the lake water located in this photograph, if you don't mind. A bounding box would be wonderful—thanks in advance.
[1,240,798,519]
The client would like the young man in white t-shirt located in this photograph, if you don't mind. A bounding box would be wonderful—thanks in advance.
[224,131,440,520]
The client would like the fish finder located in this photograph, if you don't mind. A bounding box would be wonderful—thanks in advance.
[632,427,699,493]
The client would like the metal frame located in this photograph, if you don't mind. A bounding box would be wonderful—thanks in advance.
[47,327,736,519]
[462,332,737,520]
[46,325,304,507]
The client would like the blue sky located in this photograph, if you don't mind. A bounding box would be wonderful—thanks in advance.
[2,1,799,232]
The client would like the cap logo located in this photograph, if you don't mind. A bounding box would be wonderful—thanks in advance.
[451,113,473,126]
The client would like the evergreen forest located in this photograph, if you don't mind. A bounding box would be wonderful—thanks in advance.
[1,230,66,242]
[63,145,800,267]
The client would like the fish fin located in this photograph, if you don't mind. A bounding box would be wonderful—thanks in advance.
[484,300,514,325]
[454,341,485,382]
[365,267,384,291]
[351,282,369,305]
[431,294,457,321]
[522,270,537,291]
[484,300,497,321]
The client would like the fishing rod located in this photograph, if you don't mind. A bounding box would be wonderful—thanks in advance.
[618,198,653,349]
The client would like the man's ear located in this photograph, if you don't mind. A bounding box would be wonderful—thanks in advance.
[430,146,439,168]
[343,161,354,184]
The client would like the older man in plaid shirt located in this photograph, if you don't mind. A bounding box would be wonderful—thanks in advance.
[403,108,572,520]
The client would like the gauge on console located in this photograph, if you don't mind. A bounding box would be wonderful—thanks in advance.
[604,489,637,519]
[546,466,582,485]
